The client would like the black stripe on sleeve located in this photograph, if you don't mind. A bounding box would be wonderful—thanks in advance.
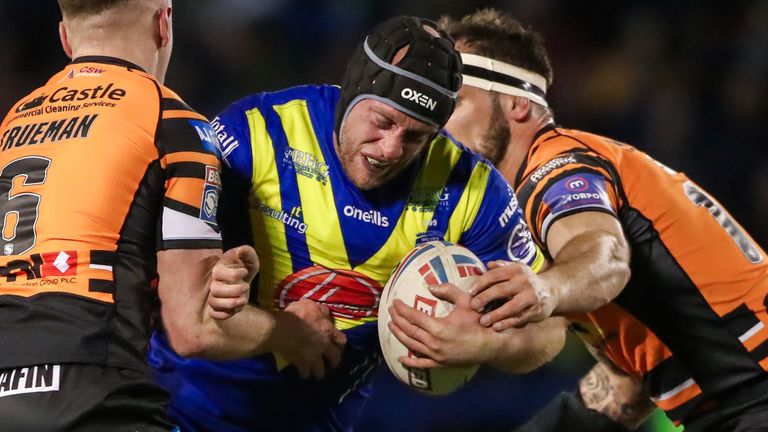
[167,161,208,180]
[722,303,762,340]
[156,117,216,157]
[644,355,693,400]
[161,97,194,112]
[164,197,200,217]
[161,239,222,250]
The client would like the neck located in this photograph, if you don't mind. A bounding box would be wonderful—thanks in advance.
[497,115,553,186]
[71,43,159,78]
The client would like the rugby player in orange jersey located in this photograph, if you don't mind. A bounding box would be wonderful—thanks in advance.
[390,9,768,432]
[0,1,265,430]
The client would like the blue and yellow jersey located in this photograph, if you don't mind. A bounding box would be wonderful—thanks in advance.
[213,84,541,337]
[148,85,542,432]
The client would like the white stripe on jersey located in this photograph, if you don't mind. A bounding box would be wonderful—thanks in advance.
[162,207,222,241]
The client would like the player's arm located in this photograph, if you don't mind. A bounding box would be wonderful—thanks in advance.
[158,246,271,359]
[472,211,630,329]
[515,357,654,432]
[472,162,631,330]
[158,246,343,371]
[194,103,346,377]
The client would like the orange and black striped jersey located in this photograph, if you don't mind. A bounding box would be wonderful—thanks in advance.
[0,56,222,372]
[515,126,768,429]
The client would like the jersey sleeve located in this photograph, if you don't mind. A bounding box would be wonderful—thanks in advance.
[460,165,545,272]
[211,101,253,179]
[518,152,621,246]
[212,102,257,249]
[156,96,223,250]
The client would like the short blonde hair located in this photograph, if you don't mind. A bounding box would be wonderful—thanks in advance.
[58,0,136,19]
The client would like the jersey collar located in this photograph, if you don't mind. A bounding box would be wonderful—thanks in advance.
[513,124,557,187]
[71,56,146,73]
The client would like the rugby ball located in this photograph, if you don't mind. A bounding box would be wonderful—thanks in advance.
[378,241,485,395]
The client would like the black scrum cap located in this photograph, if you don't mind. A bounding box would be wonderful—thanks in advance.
[335,16,462,137]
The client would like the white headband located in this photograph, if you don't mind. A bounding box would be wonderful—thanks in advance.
[460,53,548,107]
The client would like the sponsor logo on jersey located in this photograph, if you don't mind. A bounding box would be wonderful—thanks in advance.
[1,114,99,151]
[401,88,437,111]
[40,251,78,277]
[199,165,221,225]
[0,251,78,282]
[529,155,577,183]
[283,148,329,185]
[498,195,520,228]
[256,201,308,234]
[564,192,602,202]
[204,165,221,187]
[200,187,219,223]
[544,173,613,217]
[565,176,589,192]
[415,230,444,245]
[343,205,389,227]
[407,187,449,212]
[15,94,47,113]
[48,83,127,103]
[507,222,537,264]
[75,66,106,77]
[0,365,60,398]
[189,120,221,156]
[275,266,382,320]
[210,116,239,161]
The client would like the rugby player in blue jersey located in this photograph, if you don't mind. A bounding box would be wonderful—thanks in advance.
[148,16,566,432]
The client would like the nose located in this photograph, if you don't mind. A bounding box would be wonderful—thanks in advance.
[378,131,404,161]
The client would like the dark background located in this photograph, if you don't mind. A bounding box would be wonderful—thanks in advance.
[4,1,767,431]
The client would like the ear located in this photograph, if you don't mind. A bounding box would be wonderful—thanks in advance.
[59,21,73,59]
[157,6,172,48]
[502,95,532,122]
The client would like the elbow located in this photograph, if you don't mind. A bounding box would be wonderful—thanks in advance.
[606,244,631,302]
[165,326,219,358]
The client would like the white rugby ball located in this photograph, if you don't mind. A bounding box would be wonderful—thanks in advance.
[378,240,485,395]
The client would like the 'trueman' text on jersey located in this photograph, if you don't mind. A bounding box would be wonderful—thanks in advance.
[148,85,543,432]
[0,57,222,372]
[516,127,768,430]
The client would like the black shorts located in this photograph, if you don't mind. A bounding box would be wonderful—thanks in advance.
[0,363,178,432]
[726,407,768,432]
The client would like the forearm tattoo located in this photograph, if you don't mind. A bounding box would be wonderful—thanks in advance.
[579,362,655,430]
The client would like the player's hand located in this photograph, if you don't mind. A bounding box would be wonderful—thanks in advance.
[207,245,260,320]
[468,260,556,331]
[388,283,498,369]
[277,299,347,380]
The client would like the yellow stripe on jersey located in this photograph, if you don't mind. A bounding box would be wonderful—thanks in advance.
[274,100,350,270]
[447,158,491,241]
[246,106,290,309]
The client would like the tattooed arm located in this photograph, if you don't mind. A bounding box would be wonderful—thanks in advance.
[579,357,656,430]
[513,354,655,432]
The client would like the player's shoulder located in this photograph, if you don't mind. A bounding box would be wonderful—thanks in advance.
[218,84,339,118]
[533,127,635,164]
[158,85,208,121]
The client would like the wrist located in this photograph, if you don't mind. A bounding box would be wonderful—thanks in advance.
[538,271,562,316]
[253,307,282,354]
